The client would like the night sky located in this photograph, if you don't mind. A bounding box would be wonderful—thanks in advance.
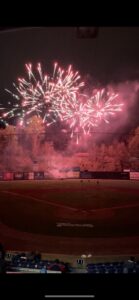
[0,26,139,132]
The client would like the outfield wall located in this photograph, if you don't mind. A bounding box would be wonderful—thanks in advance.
[80,171,130,180]
[130,172,139,180]
[0,170,131,180]
[0,170,80,180]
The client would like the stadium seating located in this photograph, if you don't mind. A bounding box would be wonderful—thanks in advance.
[5,251,139,274]
[86,260,138,274]
[6,252,69,273]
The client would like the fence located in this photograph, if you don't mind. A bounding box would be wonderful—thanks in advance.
[0,170,136,181]
[80,171,130,180]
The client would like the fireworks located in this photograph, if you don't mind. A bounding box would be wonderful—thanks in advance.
[85,89,123,126]
[50,88,123,142]
[0,62,123,143]
[0,62,84,126]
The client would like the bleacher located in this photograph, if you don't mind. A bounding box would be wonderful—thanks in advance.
[87,260,139,274]
[3,250,139,274]
[5,252,71,273]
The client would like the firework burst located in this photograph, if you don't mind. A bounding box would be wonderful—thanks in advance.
[0,63,84,126]
[86,89,123,125]
[0,63,123,144]
[50,88,123,143]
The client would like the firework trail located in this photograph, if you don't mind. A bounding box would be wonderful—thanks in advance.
[0,63,84,126]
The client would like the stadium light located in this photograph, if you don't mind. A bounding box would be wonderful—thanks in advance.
[81,254,92,259]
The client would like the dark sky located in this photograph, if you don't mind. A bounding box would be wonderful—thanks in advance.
[0,27,139,86]
[0,27,139,132]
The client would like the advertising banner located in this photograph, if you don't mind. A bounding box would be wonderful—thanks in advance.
[130,172,139,180]
[4,172,14,180]
[14,172,24,180]
[28,172,34,180]
[34,172,44,180]
[44,172,50,179]
[80,171,92,179]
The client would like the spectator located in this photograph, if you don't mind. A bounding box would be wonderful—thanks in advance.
[54,259,60,264]
[124,256,136,273]
[27,251,35,261]
[128,256,136,263]
[34,252,41,262]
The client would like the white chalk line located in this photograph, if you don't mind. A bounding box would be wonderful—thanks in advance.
[2,190,139,214]
[1,190,78,211]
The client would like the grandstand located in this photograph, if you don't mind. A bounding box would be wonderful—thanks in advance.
[1,249,139,274]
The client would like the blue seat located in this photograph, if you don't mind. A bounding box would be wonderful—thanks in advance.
[89,269,96,274]
[105,269,109,273]
[97,263,102,267]
[114,268,118,274]
[49,264,61,271]
[28,262,34,267]
[96,265,101,269]
[112,262,119,265]
[87,263,94,268]
[87,266,95,270]
[117,267,123,273]
[99,268,105,274]
[105,262,111,266]
[128,268,135,273]
[109,268,115,273]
